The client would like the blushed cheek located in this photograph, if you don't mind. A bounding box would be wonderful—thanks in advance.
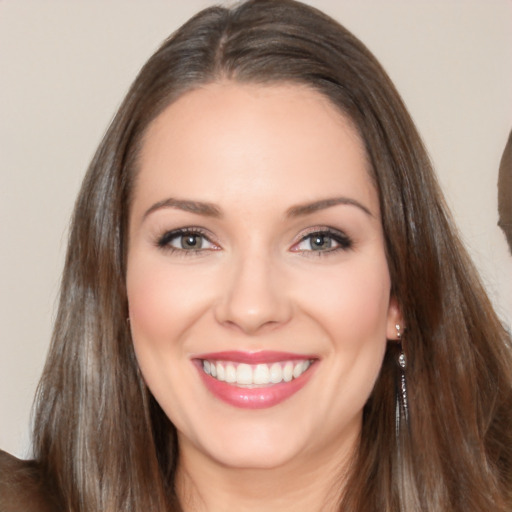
[127,264,173,346]
[125,260,185,376]
[310,262,391,350]
[355,266,391,333]
[126,262,184,393]
[126,257,216,353]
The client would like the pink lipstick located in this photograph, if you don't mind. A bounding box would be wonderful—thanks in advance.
[194,351,317,409]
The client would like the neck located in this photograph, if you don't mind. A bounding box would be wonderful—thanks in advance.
[175,433,358,512]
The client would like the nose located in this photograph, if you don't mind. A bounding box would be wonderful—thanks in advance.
[213,251,292,335]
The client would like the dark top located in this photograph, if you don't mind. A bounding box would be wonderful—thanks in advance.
[0,450,58,512]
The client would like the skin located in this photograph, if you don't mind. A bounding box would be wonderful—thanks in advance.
[126,82,402,512]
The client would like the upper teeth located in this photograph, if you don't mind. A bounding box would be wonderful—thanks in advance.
[202,360,311,387]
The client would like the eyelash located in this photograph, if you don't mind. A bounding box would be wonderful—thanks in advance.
[156,227,217,255]
[155,227,353,256]
[292,227,353,256]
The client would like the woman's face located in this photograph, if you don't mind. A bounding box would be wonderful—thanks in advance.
[127,82,401,471]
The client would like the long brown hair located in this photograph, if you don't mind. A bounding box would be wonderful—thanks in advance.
[32,1,512,510]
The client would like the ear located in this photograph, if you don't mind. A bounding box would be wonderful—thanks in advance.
[386,296,404,341]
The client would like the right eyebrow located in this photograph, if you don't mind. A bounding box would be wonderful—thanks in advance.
[143,197,222,220]
[286,196,373,218]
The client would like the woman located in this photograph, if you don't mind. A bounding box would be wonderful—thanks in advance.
[1,0,511,510]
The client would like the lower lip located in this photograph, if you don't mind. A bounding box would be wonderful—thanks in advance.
[196,362,315,409]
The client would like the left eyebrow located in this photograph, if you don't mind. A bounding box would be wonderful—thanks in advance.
[143,197,222,220]
[286,197,373,218]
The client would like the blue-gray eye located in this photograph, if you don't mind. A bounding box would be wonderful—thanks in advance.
[295,230,352,252]
[309,234,333,250]
[178,233,203,249]
[158,230,215,251]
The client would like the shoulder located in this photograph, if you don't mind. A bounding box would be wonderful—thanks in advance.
[0,450,61,512]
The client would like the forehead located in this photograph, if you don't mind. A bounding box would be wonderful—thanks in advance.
[133,81,377,218]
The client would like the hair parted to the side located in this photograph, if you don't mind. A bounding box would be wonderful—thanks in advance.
[32,1,512,511]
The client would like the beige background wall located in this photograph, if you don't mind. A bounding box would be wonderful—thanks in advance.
[1,0,511,458]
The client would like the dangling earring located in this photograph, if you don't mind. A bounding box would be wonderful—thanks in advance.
[395,324,409,434]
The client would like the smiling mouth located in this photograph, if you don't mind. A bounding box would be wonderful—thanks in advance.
[194,351,317,409]
[200,359,313,387]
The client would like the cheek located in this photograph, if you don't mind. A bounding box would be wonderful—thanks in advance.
[126,260,177,391]
[125,254,216,418]
[127,267,178,348]
[335,261,391,383]
[298,256,391,344]
[126,255,214,349]
[309,258,391,410]
[294,253,391,408]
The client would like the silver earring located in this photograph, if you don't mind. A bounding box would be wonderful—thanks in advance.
[398,352,408,416]
[395,325,409,435]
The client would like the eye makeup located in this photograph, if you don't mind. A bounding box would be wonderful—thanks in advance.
[155,226,219,255]
[291,226,353,256]
[154,224,353,258]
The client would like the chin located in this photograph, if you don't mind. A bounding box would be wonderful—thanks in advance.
[203,441,303,470]
[180,417,312,470]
